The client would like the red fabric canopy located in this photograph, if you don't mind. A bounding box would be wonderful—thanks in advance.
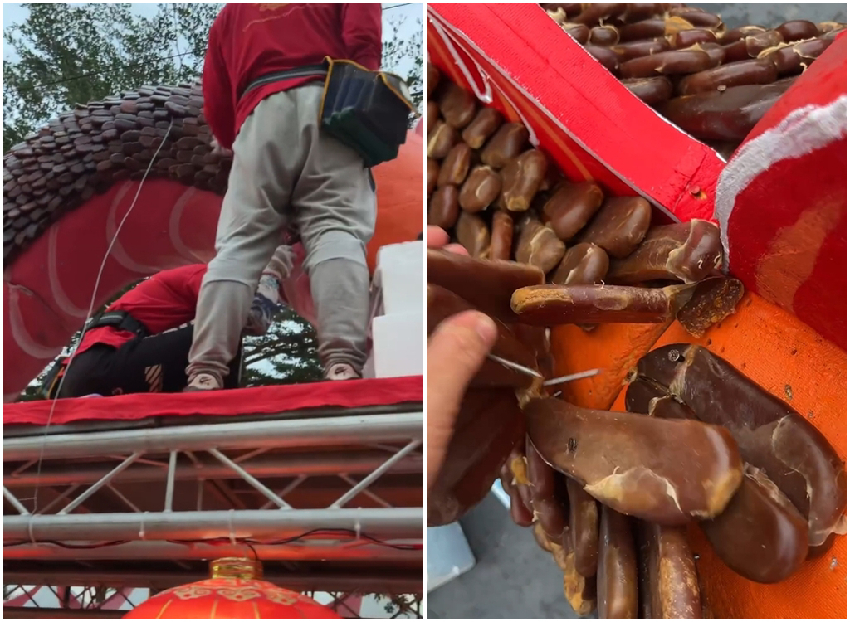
[4,376,422,427]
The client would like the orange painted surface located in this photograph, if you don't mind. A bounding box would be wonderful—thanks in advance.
[565,292,847,619]
[367,131,424,272]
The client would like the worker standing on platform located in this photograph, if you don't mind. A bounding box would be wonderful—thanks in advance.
[48,249,290,399]
[186,3,384,391]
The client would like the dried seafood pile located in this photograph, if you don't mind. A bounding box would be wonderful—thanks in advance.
[427,45,846,617]
[543,3,845,156]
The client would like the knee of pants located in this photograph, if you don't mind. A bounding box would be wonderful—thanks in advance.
[304,230,367,272]
[202,259,265,290]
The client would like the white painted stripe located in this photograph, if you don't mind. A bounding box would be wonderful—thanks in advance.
[168,186,206,262]
[106,181,168,274]
[47,224,90,319]
[6,283,63,359]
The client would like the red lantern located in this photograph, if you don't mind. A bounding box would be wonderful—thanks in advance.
[123,557,342,619]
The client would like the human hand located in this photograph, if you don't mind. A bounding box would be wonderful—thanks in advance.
[427,310,497,489]
[426,226,467,256]
[426,226,498,488]
[210,135,232,158]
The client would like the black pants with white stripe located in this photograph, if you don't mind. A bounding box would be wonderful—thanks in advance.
[58,324,243,398]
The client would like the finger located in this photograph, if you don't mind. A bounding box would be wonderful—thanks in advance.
[427,310,497,426]
[444,243,469,256]
[426,226,450,248]
[426,310,497,486]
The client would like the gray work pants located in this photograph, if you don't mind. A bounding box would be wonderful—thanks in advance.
[187,84,377,384]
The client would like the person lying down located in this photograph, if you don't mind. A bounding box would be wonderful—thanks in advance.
[47,246,292,399]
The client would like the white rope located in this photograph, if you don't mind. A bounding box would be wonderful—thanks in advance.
[543,368,600,386]
[30,119,175,514]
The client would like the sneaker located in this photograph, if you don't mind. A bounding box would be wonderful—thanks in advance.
[326,363,360,381]
[184,373,222,392]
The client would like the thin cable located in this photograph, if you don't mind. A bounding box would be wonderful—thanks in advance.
[29,119,175,514]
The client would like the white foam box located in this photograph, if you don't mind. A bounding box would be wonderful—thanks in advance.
[374,241,424,315]
[427,522,476,592]
[371,311,423,378]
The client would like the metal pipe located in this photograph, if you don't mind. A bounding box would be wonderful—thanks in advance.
[331,440,422,508]
[35,485,80,516]
[3,486,29,515]
[3,540,422,562]
[59,453,140,515]
[163,450,177,512]
[106,484,142,513]
[1,569,423,593]
[10,459,37,476]
[4,412,423,461]
[207,448,291,510]
[5,507,422,541]
[5,452,422,488]
[259,474,307,510]
[340,475,392,508]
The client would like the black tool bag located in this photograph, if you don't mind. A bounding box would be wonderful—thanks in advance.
[41,310,150,399]
[319,57,416,168]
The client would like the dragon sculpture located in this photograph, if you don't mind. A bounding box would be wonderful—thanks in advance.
[3,82,424,401]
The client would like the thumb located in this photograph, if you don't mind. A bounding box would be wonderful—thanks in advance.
[427,310,497,483]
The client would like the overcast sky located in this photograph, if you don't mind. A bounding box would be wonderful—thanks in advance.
[2,2,423,72]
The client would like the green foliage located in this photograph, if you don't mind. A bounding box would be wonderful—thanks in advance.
[3,2,222,151]
[241,305,324,387]
[383,16,424,125]
[4,3,423,150]
[5,2,423,394]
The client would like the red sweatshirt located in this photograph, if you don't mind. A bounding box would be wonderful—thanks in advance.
[203,3,384,150]
[76,265,206,355]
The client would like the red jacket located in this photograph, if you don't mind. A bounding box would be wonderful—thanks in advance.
[77,265,206,355]
[203,3,384,149]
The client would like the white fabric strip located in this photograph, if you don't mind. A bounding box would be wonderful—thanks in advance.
[715,95,847,268]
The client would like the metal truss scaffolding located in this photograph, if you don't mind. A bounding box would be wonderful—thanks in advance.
[3,401,424,606]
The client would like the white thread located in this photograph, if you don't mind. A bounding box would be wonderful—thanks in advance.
[543,368,600,386]
[30,119,175,515]
[27,516,36,545]
[139,512,146,539]
[486,353,542,379]
[228,508,237,545]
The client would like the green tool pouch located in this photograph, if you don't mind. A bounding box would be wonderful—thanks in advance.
[319,57,417,168]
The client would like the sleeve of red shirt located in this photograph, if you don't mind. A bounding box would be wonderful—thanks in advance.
[185,266,207,304]
[153,265,208,313]
[340,3,383,71]
[202,13,237,150]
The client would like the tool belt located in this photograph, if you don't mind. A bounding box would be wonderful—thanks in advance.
[41,310,149,399]
[242,59,416,168]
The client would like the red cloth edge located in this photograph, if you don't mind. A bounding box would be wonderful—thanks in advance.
[4,376,423,427]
